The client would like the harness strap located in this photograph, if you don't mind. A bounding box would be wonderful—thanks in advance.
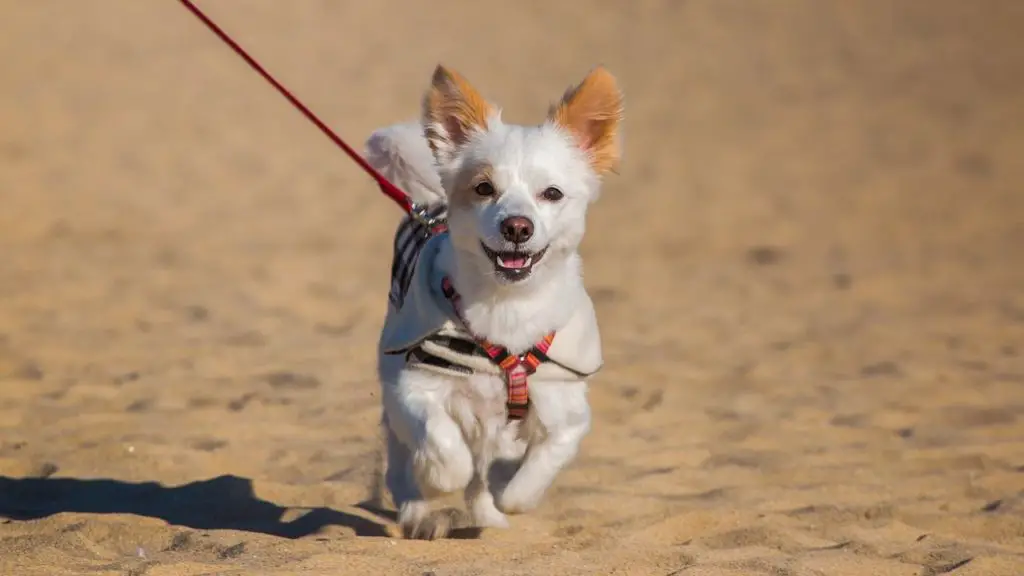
[440,276,555,420]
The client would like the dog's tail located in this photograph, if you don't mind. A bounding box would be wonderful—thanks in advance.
[364,121,445,207]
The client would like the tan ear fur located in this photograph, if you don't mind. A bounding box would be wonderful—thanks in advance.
[549,67,624,174]
[423,65,494,159]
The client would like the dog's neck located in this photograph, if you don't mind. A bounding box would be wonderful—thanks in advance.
[435,240,584,354]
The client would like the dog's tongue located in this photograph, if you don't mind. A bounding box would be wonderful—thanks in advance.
[499,255,530,269]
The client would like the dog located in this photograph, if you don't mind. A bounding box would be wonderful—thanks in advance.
[365,64,623,540]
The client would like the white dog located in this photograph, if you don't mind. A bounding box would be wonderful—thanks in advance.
[365,65,623,539]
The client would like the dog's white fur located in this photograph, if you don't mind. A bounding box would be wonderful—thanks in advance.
[367,65,623,539]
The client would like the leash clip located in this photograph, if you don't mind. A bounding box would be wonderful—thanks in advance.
[409,202,443,231]
[409,203,433,226]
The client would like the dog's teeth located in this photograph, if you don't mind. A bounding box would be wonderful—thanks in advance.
[523,257,532,267]
[495,256,505,267]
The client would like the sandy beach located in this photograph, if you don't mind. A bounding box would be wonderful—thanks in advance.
[1,1,1023,574]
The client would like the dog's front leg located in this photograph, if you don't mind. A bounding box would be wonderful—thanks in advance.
[464,410,521,529]
[384,369,474,539]
[495,380,591,515]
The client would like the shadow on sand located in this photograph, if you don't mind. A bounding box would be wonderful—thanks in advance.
[0,474,397,539]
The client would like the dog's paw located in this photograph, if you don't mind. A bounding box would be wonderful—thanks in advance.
[476,510,510,529]
[400,506,471,540]
[470,496,510,529]
[495,480,544,515]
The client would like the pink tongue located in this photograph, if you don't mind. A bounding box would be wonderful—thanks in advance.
[501,256,528,269]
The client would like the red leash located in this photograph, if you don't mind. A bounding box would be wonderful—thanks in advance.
[176,0,416,215]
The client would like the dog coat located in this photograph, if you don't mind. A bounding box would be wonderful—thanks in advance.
[379,205,603,418]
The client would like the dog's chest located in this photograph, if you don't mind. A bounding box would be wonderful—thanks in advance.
[449,371,512,421]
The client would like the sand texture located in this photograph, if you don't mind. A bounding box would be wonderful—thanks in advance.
[1,1,1023,574]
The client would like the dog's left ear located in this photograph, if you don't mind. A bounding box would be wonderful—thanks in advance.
[423,65,495,164]
[549,67,624,175]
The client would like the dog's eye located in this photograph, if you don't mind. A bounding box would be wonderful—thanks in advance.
[540,187,564,202]
[474,181,496,197]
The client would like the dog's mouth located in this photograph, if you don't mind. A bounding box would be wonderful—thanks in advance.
[480,242,547,282]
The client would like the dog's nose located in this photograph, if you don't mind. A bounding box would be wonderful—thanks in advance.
[500,216,534,244]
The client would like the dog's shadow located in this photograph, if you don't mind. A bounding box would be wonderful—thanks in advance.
[0,474,397,539]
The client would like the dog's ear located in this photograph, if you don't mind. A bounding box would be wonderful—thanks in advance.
[549,67,624,175]
[423,65,495,164]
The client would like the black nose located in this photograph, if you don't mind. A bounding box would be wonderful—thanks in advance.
[500,216,534,244]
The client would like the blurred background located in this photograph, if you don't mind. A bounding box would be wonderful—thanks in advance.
[0,1,1022,575]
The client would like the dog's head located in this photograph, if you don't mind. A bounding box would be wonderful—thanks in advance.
[422,65,623,288]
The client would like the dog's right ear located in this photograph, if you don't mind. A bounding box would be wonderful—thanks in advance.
[423,65,495,164]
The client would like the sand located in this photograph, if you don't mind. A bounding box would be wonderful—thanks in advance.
[1,1,1023,574]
